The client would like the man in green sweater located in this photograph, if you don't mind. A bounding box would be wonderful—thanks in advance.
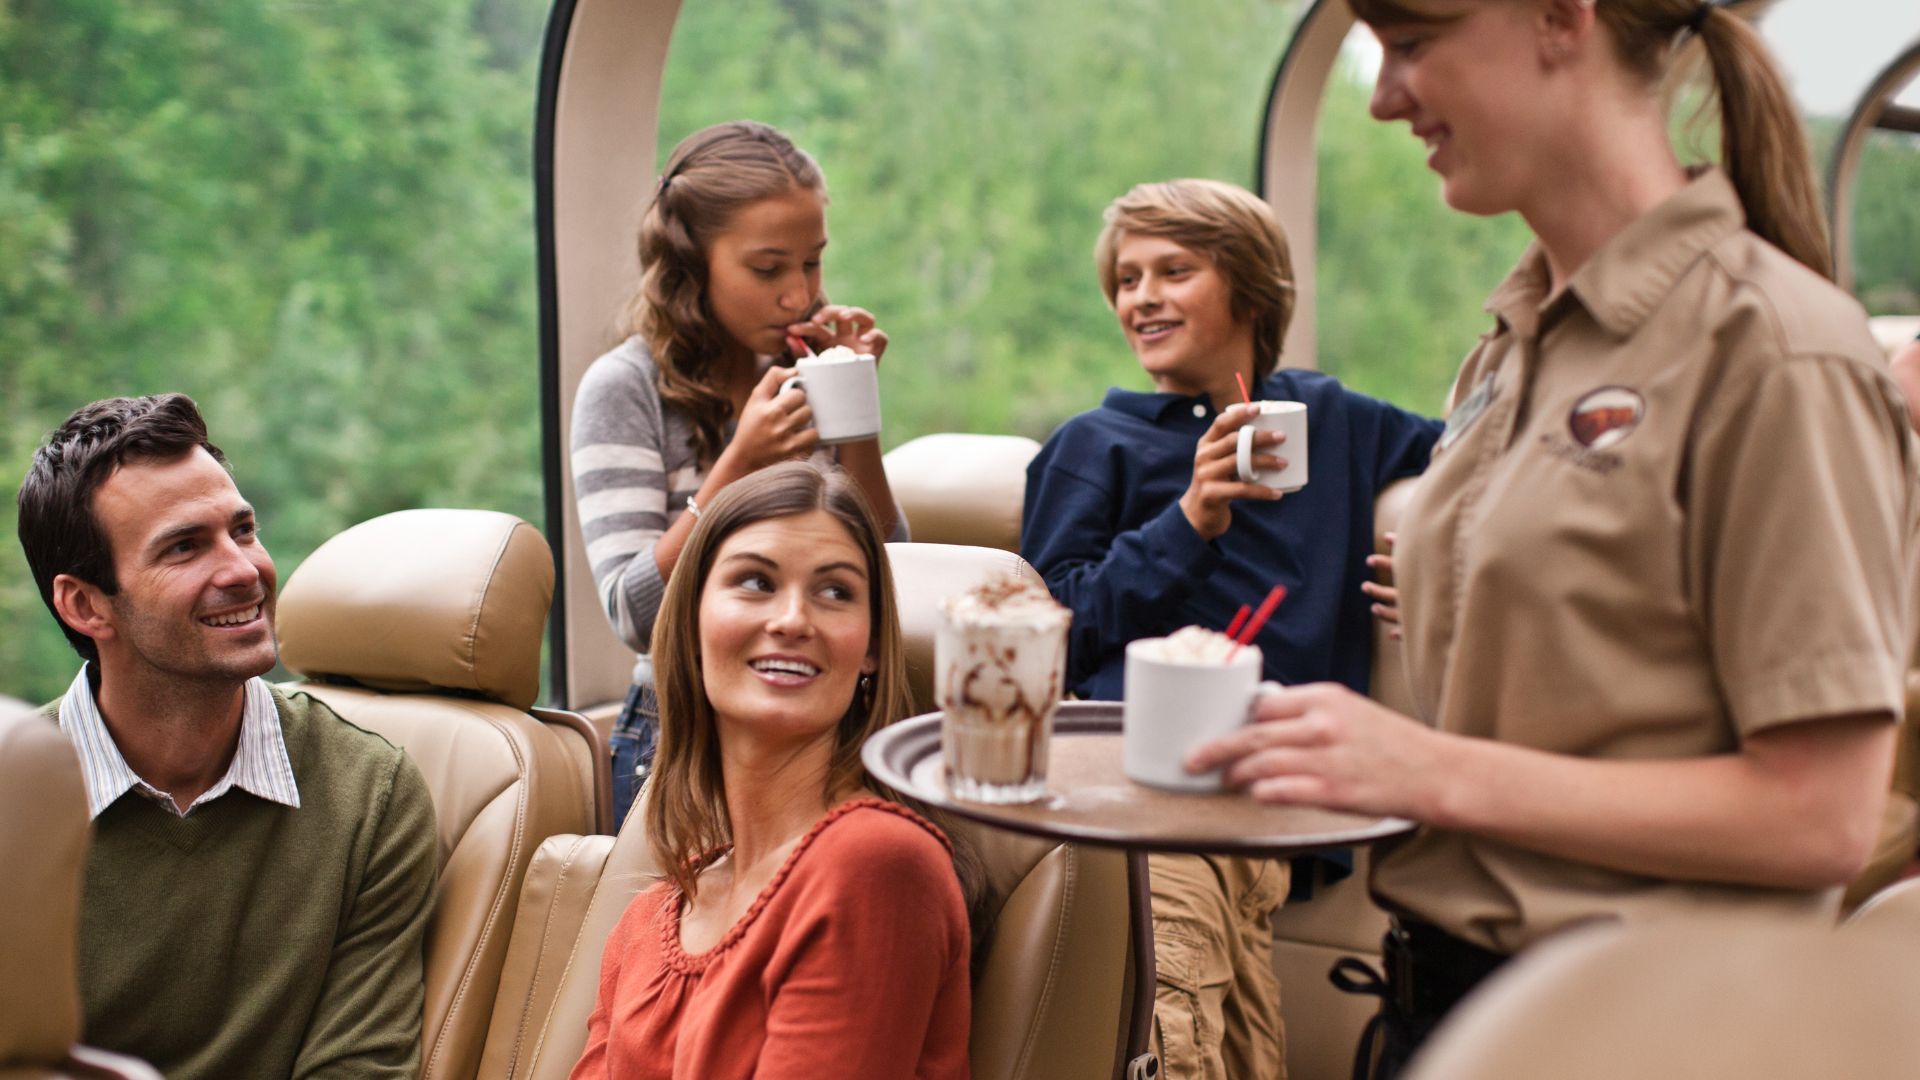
[17,394,438,1079]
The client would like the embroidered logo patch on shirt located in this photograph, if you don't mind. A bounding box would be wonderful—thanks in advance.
[1568,386,1645,451]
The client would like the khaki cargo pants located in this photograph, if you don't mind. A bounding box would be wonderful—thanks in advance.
[1150,853,1289,1080]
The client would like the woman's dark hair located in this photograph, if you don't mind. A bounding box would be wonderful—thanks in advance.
[17,394,226,661]
[629,121,827,467]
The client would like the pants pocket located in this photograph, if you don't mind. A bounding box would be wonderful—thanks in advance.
[609,685,660,830]
[1152,919,1232,1080]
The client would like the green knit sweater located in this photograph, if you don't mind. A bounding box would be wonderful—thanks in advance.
[46,687,438,1080]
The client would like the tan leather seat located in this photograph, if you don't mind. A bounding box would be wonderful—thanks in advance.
[277,508,602,1080]
[478,541,1134,1080]
[883,433,1042,552]
[1403,918,1920,1079]
[0,708,161,1080]
[1267,478,1410,1080]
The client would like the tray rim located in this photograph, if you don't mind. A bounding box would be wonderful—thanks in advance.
[863,700,1415,855]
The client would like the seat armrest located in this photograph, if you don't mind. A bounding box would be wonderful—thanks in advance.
[533,707,613,835]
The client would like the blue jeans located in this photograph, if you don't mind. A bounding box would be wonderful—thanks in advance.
[609,683,659,831]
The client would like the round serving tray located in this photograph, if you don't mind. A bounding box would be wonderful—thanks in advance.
[864,700,1414,856]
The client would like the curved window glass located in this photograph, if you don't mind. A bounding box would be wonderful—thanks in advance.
[1316,1,1920,411]
[0,2,549,704]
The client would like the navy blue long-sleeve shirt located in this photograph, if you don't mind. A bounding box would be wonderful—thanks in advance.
[1022,369,1443,702]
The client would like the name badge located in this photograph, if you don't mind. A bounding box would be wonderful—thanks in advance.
[1436,371,1500,454]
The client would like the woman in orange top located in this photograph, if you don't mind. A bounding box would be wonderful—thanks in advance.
[572,461,973,1080]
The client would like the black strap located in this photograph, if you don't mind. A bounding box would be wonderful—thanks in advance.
[1330,958,1388,1080]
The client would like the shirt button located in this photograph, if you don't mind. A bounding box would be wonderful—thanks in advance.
[1192,404,1207,418]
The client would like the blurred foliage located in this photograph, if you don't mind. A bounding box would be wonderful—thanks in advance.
[2,0,1916,704]
[1,0,547,701]
[659,0,1304,440]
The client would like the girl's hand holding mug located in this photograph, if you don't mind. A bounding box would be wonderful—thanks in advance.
[727,365,819,471]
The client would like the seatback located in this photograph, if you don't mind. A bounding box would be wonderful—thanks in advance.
[478,540,1132,1080]
[883,433,1042,552]
[0,707,88,1070]
[0,709,163,1080]
[888,539,1132,1078]
[1268,477,1411,1080]
[1404,919,1920,1079]
[277,509,600,1080]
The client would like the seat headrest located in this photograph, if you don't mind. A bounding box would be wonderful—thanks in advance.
[0,709,88,1063]
[883,433,1041,552]
[278,509,552,711]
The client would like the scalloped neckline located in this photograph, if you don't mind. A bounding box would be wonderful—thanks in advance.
[662,796,914,972]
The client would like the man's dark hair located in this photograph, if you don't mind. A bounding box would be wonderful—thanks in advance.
[17,394,227,662]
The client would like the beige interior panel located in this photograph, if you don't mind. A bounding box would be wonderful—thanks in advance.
[1260,0,1354,372]
[552,0,685,710]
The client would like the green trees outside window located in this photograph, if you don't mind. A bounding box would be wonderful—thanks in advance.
[3,1,1914,704]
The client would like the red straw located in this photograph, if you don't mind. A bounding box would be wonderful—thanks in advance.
[1224,604,1252,639]
[787,334,814,358]
[1229,584,1287,659]
[1234,372,1253,405]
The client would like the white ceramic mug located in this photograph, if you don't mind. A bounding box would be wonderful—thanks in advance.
[1234,401,1308,492]
[1123,639,1276,792]
[780,351,882,445]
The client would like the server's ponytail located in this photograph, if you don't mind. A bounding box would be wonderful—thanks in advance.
[1689,3,1832,278]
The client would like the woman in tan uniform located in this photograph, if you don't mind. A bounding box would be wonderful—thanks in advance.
[1189,1,1917,1075]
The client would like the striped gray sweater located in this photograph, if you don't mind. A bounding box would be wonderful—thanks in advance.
[570,336,902,685]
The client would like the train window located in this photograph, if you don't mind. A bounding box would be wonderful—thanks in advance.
[0,3,551,704]
[654,0,1300,443]
[1770,3,1920,313]
[1315,3,1920,411]
[1312,27,1532,414]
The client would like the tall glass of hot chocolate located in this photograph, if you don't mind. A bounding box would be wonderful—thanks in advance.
[936,574,1071,804]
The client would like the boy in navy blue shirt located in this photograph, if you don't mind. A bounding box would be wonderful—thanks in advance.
[1021,179,1440,1079]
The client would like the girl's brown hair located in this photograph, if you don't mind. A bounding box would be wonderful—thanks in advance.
[644,460,983,921]
[1347,0,1831,278]
[629,121,827,466]
[1094,179,1298,381]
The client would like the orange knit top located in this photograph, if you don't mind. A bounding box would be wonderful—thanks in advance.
[571,798,972,1080]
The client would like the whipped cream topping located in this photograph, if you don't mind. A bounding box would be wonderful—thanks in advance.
[1136,625,1243,665]
[804,344,864,366]
[941,574,1070,629]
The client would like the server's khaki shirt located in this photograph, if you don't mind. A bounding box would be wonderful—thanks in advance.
[1377,170,1917,953]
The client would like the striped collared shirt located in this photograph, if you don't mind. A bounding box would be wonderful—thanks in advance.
[56,666,301,819]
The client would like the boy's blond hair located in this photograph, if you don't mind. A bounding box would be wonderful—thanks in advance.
[1095,179,1296,380]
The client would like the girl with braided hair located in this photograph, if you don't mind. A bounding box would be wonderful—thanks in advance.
[1189,2,1917,1073]
[571,121,904,827]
